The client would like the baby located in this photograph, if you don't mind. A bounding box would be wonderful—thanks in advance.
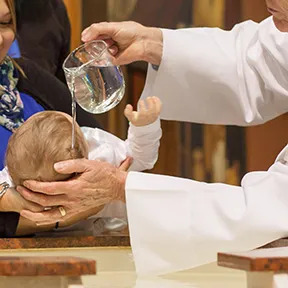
[1,96,162,235]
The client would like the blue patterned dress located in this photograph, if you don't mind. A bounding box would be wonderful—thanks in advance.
[0,93,44,170]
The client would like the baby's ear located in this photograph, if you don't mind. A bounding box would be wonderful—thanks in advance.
[70,148,79,159]
[83,141,89,159]
[69,146,88,160]
[14,176,23,187]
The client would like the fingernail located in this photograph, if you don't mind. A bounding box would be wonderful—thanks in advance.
[23,181,30,188]
[82,27,89,34]
[20,210,26,217]
[54,162,65,171]
[81,29,91,41]
[17,187,26,195]
[108,46,118,55]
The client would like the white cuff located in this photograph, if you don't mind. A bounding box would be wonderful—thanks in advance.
[129,118,161,136]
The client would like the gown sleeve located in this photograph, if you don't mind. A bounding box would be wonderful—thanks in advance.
[141,17,288,125]
[125,145,288,275]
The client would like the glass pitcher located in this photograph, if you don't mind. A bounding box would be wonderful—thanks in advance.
[63,40,125,114]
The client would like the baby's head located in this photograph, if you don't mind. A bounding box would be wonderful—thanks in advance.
[6,111,88,186]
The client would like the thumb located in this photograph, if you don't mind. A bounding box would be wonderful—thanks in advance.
[54,158,90,174]
[114,46,140,65]
[26,200,45,213]
[124,104,133,122]
[119,157,133,171]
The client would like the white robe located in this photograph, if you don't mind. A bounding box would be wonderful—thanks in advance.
[125,16,288,275]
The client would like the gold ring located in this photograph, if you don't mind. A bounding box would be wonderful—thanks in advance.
[58,206,66,217]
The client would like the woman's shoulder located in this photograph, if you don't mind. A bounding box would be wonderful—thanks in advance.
[15,57,73,113]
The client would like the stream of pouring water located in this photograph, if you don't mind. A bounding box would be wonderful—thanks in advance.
[71,76,76,150]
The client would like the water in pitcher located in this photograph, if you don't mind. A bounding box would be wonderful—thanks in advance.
[66,65,125,114]
[66,64,125,149]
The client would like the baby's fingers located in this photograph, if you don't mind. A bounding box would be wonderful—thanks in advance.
[124,104,133,121]
[138,100,147,112]
[146,97,155,112]
[152,96,162,114]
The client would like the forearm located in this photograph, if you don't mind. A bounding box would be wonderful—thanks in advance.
[126,119,162,171]
[1,189,104,236]
[0,188,21,237]
[116,170,127,203]
[0,188,18,212]
[16,205,106,236]
[16,217,54,236]
[0,168,21,213]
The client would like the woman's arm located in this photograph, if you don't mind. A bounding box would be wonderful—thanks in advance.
[0,167,44,236]
[15,205,104,236]
[0,187,104,236]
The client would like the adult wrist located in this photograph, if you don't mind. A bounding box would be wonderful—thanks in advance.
[115,170,127,202]
[0,188,15,212]
[142,27,163,66]
[273,16,288,32]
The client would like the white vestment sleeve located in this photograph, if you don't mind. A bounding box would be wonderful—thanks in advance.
[126,145,288,276]
[141,17,288,125]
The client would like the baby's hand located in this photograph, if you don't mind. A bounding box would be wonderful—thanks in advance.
[124,96,162,126]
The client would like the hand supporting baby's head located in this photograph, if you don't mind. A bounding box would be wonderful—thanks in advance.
[6,111,88,186]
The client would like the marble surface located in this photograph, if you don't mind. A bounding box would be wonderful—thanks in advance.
[218,247,288,272]
[0,234,130,249]
[0,256,96,276]
[1,235,286,250]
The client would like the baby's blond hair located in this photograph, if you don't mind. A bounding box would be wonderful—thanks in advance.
[6,111,88,186]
